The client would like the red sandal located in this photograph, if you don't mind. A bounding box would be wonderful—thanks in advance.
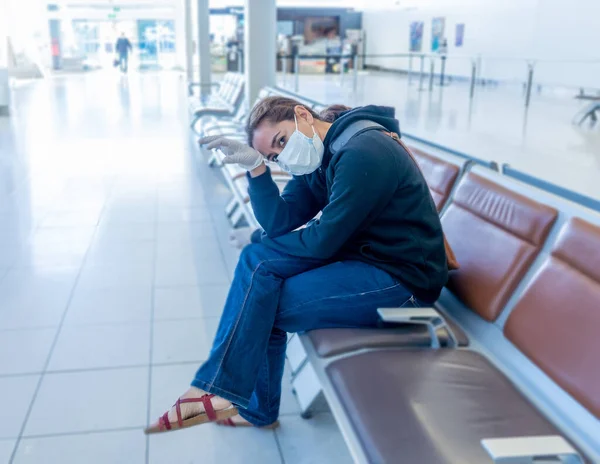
[216,417,280,429]
[145,393,238,434]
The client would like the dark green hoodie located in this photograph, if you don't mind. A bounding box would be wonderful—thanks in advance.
[247,105,448,302]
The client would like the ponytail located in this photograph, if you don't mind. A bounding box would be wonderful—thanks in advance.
[319,104,352,123]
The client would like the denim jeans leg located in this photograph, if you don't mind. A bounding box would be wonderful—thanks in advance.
[237,328,287,426]
[191,244,326,409]
[237,260,415,425]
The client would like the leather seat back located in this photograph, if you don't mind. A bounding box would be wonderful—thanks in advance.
[504,217,600,419]
[410,147,461,211]
[442,172,558,321]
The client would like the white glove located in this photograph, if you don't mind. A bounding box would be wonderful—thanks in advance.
[199,136,263,171]
[229,227,255,250]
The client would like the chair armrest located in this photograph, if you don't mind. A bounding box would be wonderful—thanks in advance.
[377,307,458,349]
[481,436,583,463]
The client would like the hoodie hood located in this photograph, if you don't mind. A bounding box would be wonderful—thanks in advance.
[321,105,400,167]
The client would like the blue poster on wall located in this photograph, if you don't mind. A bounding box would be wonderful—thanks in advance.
[409,22,424,52]
[431,17,445,52]
[455,23,465,47]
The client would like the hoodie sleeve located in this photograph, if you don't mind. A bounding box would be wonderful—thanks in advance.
[247,167,322,237]
[260,145,398,259]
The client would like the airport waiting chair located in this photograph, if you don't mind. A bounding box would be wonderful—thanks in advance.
[189,73,245,133]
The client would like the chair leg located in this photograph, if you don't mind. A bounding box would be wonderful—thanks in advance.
[291,361,323,420]
[229,208,245,228]
[225,198,239,217]
[208,152,219,167]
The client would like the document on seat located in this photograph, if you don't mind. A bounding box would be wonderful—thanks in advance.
[377,307,457,348]
[481,435,583,463]
[378,307,441,323]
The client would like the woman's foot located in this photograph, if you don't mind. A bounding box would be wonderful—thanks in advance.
[145,386,238,434]
[216,414,280,429]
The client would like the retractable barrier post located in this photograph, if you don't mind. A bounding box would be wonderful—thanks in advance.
[418,54,425,91]
[469,60,477,99]
[525,62,535,108]
[439,55,447,86]
[428,57,435,92]
[294,55,299,92]
[408,54,414,85]
[353,54,358,93]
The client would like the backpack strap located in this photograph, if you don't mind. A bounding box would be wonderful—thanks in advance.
[329,120,387,155]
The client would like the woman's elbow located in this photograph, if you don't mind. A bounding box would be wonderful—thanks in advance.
[310,241,337,260]
[261,223,288,239]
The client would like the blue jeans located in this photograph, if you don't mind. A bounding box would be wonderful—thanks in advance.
[119,55,128,73]
[191,243,416,426]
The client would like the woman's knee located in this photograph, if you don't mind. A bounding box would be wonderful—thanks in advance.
[237,243,270,270]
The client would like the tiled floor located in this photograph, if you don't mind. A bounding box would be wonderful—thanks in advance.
[284,71,600,199]
[0,72,351,463]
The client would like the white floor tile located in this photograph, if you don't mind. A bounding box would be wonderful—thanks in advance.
[275,413,353,464]
[0,268,78,296]
[0,247,19,268]
[156,222,217,243]
[15,253,87,271]
[0,269,77,330]
[194,263,231,286]
[154,256,201,287]
[0,375,40,438]
[29,227,96,248]
[86,240,154,267]
[153,285,229,320]
[64,287,152,325]
[157,206,212,223]
[24,368,148,436]
[0,304,66,331]
[48,323,150,371]
[77,261,154,289]
[155,241,225,263]
[95,223,156,243]
[39,211,101,227]
[100,205,156,225]
[148,423,282,464]
[152,318,219,364]
[13,429,145,464]
[0,328,56,375]
[154,251,229,287]
[0,439,16,463]
[157,193,207,209]
[279,363,302,416]
[149,364,200,421]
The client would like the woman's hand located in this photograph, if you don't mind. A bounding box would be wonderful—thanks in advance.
[229,227,255,249]
[199,136,263,171]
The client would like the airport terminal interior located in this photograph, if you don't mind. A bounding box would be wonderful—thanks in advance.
[0,0,599,463]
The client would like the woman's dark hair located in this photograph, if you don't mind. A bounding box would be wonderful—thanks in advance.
[246,96,351,146]
[319,104,352,123]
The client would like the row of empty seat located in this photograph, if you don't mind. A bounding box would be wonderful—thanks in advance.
[189,72,245,134]
[191,76,599,463]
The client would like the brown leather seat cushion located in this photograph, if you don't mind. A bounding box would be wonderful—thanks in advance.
[505,217,600,419]
[410,147,460,211]
[442,173,558,321]
[307,316,468,358]
[327,350,574,464]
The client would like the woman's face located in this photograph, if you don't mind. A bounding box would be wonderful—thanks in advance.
[252,108,315,163]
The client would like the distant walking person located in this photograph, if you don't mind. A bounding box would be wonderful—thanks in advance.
[115,33,132,73]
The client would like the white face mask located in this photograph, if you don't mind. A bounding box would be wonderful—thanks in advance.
[276,115,324,176]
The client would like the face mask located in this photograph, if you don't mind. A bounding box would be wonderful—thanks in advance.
[276,115,324,176]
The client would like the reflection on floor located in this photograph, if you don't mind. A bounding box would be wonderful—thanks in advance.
[281,71,600,199]
[0,72,352,464]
